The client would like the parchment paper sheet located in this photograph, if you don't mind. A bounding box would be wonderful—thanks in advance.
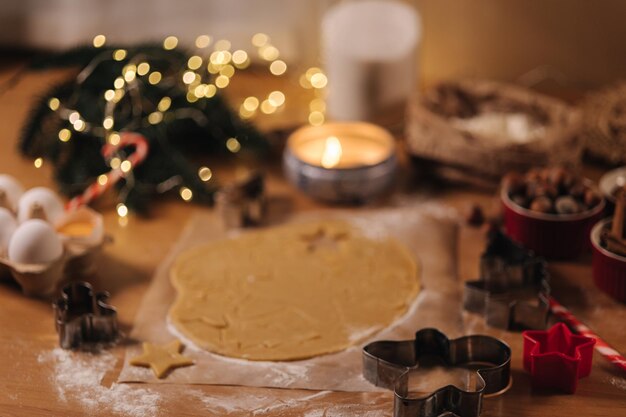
[118,206,463,392]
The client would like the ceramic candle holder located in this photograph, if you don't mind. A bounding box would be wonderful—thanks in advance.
[283,122,398,203]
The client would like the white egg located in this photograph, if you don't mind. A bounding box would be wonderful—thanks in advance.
[8,219,63,264]
[0,207,17,253]
[0,174,24,212]
[18,187,64,224]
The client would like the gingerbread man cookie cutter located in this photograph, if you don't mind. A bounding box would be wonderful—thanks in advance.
[53,281,119,349]
[463,231,551,330]
[363,328,511,417]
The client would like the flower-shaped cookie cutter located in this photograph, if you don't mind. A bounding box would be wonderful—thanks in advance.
[523,322,595,393]
[363,328,511,417]
[53,281,119,349]
[463,231,551,330]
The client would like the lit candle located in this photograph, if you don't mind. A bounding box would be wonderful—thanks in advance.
[283,122,397,203]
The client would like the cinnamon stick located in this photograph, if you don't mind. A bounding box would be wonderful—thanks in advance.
[611,187,626,240]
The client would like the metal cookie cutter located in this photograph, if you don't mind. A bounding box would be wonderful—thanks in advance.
[463,231,551,330]
[53,281,119,349]
[363,328,511,417]
[215,170,266,229]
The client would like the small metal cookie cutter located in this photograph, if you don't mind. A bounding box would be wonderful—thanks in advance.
[53,281,119,349]
[215,170,266,229]
[363,328,511,417]
[463,231,551,330]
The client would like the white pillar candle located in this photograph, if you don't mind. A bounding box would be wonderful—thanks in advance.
[322,0,421,122]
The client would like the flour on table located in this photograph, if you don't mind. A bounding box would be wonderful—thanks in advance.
[38,348,161,417]
[192,390,387,416]
[607,376,626,391]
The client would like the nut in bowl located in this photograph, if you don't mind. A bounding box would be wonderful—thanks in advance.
[501,167,605,260]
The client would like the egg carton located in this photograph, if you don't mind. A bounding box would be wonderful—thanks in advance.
[0,206,105,298]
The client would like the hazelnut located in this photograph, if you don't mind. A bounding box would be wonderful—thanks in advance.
[527,183,557,199]
[511,195,528,208]
[526,181,540,199]
[530,196,553,213]
[555,196,580,214]
[529,184,548,198]
[525,169,543,183]
[548,167,567,186]
[569,183,586,199]
[545,184,559,198]
[584,189,601,208]
[562,171,576,188]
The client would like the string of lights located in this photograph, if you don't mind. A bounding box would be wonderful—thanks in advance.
[18,32,328,221]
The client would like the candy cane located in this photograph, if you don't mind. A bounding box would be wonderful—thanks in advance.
[549,296,626,373]
[66,132,149,211]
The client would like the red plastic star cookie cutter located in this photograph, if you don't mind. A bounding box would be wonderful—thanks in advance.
[523,322,595,393]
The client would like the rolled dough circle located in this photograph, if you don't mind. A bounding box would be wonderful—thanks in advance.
[169,220,419,361]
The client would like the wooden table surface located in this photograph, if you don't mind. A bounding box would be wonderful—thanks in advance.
[0,62,625,417]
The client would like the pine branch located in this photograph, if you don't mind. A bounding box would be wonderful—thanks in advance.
[17,44,269,213]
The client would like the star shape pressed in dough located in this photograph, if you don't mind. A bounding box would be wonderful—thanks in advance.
[130,340,194,378]
[300,227,348,252]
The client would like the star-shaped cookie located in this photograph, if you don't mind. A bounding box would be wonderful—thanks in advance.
[130,340,194,378]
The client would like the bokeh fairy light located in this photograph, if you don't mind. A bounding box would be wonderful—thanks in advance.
[43,32,327,220]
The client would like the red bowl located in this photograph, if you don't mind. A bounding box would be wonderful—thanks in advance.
[591,218,626,303]
[501,186,605,260]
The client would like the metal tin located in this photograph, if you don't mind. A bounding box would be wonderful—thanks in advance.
[283,123,398,204]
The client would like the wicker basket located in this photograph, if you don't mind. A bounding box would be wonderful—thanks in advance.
[581,81,626,165]
[406,80,582,185]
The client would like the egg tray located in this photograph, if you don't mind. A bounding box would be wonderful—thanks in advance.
[0,207,105,298]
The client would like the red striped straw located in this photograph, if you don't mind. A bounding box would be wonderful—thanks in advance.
[549,296,626,373]
[66,132,149,211]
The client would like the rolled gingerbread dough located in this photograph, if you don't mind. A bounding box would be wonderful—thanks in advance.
[169,220,420,361]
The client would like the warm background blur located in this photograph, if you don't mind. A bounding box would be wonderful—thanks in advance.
[1,0,625,89]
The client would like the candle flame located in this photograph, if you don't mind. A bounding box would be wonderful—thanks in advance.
[321,136,342,168]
